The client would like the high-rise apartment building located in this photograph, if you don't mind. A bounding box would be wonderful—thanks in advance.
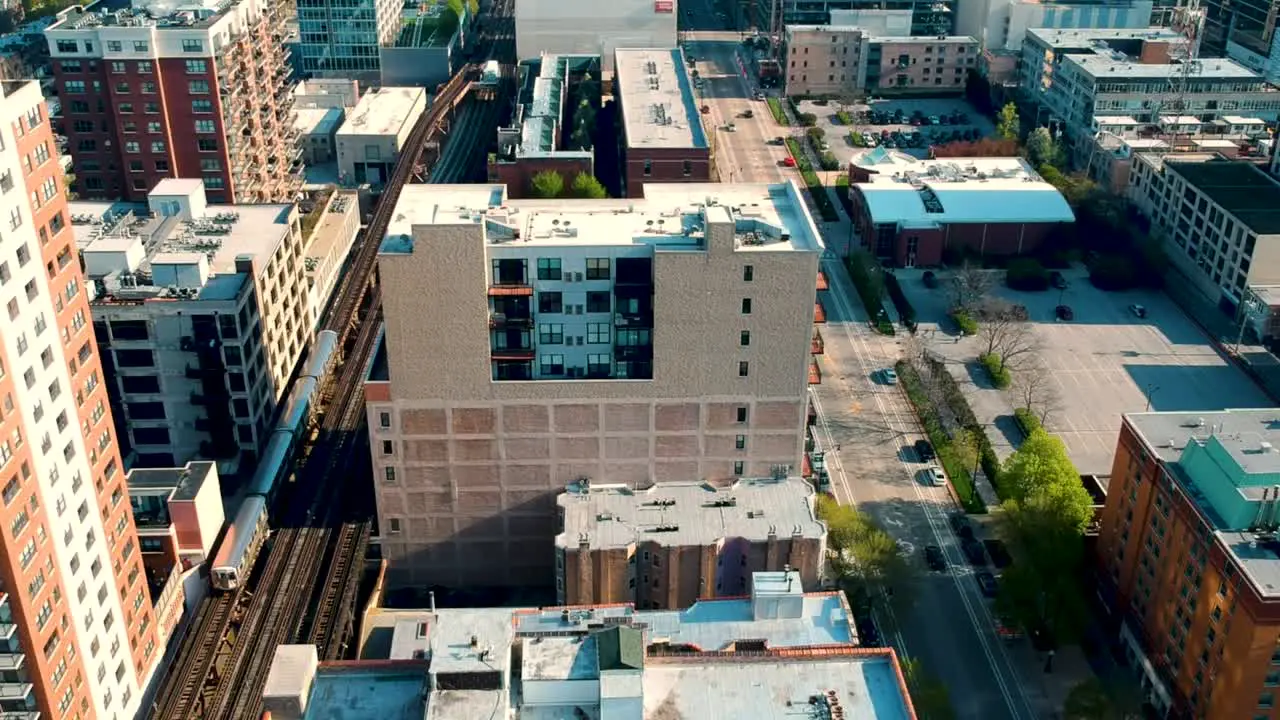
[364,182,823,589]
[295,0,401,83]
[0,79,159,720]
[1097,408,1280,719]
[44,0,301,205]
[71,180,312,470]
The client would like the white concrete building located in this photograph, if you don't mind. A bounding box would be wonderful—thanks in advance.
[335,87,428,186]
[71,180,312,471]
[300,188,361,331]
[0,78,161,720]
[515,0,676,73]
[955,0,1153,53]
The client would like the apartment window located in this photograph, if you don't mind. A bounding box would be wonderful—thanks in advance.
[110,61,126,74]
[124,142,140,154]
[738,361,749,377]
[185,60,207,74]
[115,82,129,94]
[133,40,148,51]
[735,435,746,450]
[381,440,393,456]
[138,61,153,73]
[740,330,750,346]
[379,412,391,428]
[743,265,754,281]
[587,323,610,344]
[150,141,166,153]
[147,121,161,134]
[741,298,752,314]
[194,120,216,134]
[197,138,218,151]
[737,406,748,423]
[643,159,652,176]
[733,461,744,475]
[586,291,610,313]
[64,80,85,93]
[538,324,564,344]
[56,40,78,53]
[188,80,209,94]
[181,39,204,52]
[388,518,401,534]
[538,291,562,314]
[106,41,121,51]
[586,258,610,280]
[536,257,562,280]
[540,354,565,375]
[384,467,396,483]
[191,100,212,114]
[682,159,692,177]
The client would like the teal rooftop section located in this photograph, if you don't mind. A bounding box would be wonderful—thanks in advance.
[303,666,427,720]
[1129,408,1280,597]
[506,54,600,158]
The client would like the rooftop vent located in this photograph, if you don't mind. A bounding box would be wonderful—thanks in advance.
[1263,441,1275,454]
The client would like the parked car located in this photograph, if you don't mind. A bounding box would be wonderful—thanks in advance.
[1130,304,1148,318]
[753,90,765,100]
[962,538,988,566]
[949,513,974,540]
[738,109,754,119]
[1050,271,1067,289]
[768,136,784,145]
[781,156,796,167]
[975,570,999,597]
[924,545,947,571]
[914,439,936,462]
[984,539,1012,569]
[923,466,946,487]
[882,368,898,384]
[1055,304,1074,321]
[922,270,938,288]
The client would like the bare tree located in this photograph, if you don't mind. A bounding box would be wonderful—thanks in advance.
[976,299,1039,371]
[1012,361,1062,425]
[949,262,994,311]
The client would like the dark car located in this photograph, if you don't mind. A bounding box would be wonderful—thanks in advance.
[924,545,947,571]
[984,539,1012,569]
[922,270,938,288]
[1055,304,1074,321]
[914,439,936,462]
[1050,271,1067,289]
[975,570,999,597]
[962,538,988,566]
[949,513,974,541]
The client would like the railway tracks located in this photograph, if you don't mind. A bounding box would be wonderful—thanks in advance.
[149,9,515,719]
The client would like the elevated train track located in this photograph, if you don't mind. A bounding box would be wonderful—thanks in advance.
[148,6,515,717]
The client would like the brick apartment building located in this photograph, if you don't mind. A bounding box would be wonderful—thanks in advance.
[1098,409,1280,719]
[364,181,823,589]
[615,48,712,198]
[555,477,827,607]
[846,148,1074,265]
[0,79,160,720]
[44,0,300,204]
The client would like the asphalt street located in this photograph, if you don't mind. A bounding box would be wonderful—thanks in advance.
[814,255,1039,720]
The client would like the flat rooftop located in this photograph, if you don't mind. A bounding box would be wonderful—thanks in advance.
[643,653,913,720]
[381,182,825,254]
[1127,409,1280,597]
[556,477,824,550]
[615,48,707,151]
[302,189,357,263]
[126,461,216,502]
[1163,158,1280,235]
[71,193,292,303]
[303,665,428,720]
[48,0,240,32]
[1026,26,1185,48]
[395,3,454,48]
[295,107,344,136]
[849,150,1074,227]
[337,87,427,137]
[1068,53,1264,81]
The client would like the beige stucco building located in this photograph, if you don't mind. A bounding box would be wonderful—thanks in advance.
[784,20,977,97]
[364,182,824,589]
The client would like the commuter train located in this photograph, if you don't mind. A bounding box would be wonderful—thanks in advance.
[210,330,341,591]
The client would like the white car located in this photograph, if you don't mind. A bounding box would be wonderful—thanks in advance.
[923,466,946,487]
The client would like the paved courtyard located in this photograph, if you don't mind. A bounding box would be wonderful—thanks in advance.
[797,97,995,161]
[895,265,1273,475]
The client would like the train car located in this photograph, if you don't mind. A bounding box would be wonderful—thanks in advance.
[305,330,341,380]
[210,495,269,591]
[279,376,319,433]
[246,429,296,499]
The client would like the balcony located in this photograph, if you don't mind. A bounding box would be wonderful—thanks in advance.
[615,344,653,361]
[814,301,826,323]
[809,358,822,385]
[613,312,652,328]
[488,283,532,297]
[811,329,824,355]
[491,347,535,361]
[489,312,532,329]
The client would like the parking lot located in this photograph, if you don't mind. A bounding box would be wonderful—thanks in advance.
[894,265,1274,475]
[797,97,995,159]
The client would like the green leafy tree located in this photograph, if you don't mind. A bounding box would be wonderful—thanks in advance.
[529,170,564,198]
[951,428,980,476]
[569,172,608,199]
[816,497,916,615]
[466,0,479,15]
[995,102,1020,141]
[1025,127,1062,169]
[445,0,464,29]
[1001,429,1080,505]
[901,658,957,720]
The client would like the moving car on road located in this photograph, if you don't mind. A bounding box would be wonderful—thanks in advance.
[913,439,936,461]
[975,571,998,597]
[881,368,898,384]
[924,545,947,571]
[949,513,974,540]
[923,466,946,487]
